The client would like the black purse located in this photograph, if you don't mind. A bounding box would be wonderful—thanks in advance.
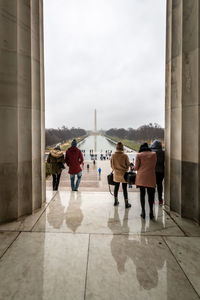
[124,171,136,185]
[107,172,116,185]
[58,162,65,170]
[107,172,116,195]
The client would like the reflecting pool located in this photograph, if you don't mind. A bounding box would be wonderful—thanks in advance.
[78,135,136,161]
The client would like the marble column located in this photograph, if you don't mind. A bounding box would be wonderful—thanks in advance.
[0,0,45,223]
[165,0,200,223]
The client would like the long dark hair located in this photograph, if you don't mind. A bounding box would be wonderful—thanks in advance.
[139,143,151,153]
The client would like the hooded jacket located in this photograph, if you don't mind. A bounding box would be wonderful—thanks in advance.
[65,146,84,174]
[47,150,65,175]
[150,140,165,173]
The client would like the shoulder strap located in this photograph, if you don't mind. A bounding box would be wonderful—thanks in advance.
[108,184,114,196]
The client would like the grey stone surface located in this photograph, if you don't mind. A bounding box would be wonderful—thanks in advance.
[170,159,199,222]
[0,191,200,299]
[182,0,199,53]
[170,159,181,214]
[181,160,199,221]
[0,232,89,300]
[165,0,200,223]
[165,237,200,296]
[0,0,45,223]
[171,0,182,59]
[86,234,199,300]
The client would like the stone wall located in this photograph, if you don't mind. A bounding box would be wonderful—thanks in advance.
[165,0,200,223]
[0,0,45,223]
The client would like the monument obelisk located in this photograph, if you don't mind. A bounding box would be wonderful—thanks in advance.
[94,109,97,154]
[94,109,97,132]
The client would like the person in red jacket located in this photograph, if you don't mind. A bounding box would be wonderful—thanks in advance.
[65,139,84,191]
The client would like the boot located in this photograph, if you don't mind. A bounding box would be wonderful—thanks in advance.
[140,210,146,219]
[55,183,58,191]
[125,199,131,209]
[149,199,154,220]
[114,197,119,206]
[140,197,145,218]
[150,212,154,220]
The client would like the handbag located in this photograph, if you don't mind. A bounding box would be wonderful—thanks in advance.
[124,171,136,185]
[58,162,65,170]
[107,172,116,186]
[107,171,116,195]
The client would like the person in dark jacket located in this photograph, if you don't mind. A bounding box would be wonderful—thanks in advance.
[47,144,65,191]
[151,140,165,205]
[65,139,84,191]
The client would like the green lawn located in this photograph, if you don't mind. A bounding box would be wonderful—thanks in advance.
[105,135,140,152]
[60,135,87,151]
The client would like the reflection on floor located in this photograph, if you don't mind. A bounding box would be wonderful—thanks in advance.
[0,191,200,300]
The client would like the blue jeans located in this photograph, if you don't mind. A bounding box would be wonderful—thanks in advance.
[70,171,82,191]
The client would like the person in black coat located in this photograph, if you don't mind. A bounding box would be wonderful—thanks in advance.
[150,140,165,205]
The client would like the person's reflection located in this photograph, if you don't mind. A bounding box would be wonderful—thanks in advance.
[47,192,65,229]
[108,208,130,273]
[130,221,160,290]
[108,209,165,290]
[65,192,83,233]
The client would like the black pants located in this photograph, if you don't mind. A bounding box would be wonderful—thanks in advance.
[156,172,164,201]
[114,182,128,199]
[140,187,155,214]
[52,173,61,190]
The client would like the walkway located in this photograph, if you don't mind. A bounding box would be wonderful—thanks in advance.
[46,160,137,192]
[0,188,200,299]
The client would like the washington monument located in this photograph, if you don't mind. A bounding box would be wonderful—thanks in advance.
[94,109,97,132]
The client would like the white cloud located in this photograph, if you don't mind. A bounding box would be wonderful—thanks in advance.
[44,0,166,130]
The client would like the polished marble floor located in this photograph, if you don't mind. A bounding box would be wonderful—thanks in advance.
[0,190,200,300]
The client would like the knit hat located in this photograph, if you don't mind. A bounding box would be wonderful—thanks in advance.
[139,143,151,153]
[150,140,162,150]
[71,139,77,147]
[116,142,124,151]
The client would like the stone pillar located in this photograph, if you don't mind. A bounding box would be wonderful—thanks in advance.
[165,0,200,223]
[0,0,45,223]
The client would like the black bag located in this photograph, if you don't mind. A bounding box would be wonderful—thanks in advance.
[58,162,65,170]
[107,172,116,196]
[124,171,136,185]
[107,172,116,186]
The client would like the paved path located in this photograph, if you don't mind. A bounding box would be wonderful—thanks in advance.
[0,189,200,299]
[46,160,138,192]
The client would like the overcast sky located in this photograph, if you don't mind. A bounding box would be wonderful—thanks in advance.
[44,0,166,130]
